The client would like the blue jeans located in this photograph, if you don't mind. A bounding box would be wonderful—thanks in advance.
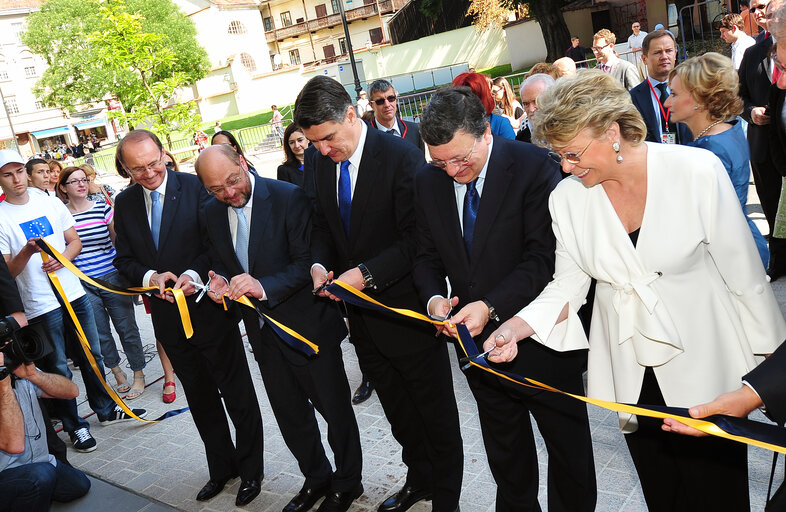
[83,270,146,371]
[0,461,90,511]
[33,295,115,432]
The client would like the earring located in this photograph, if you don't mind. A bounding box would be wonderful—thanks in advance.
[693,105,699,110]
[613,141,623,163]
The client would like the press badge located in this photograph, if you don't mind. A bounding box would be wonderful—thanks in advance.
[661,132,676,144]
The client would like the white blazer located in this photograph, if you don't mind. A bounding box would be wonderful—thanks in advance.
[517,142,786,431]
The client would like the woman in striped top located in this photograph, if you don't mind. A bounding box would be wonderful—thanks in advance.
[57,167,147,399]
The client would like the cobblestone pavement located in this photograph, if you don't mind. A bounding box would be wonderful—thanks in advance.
[54,154,784,511]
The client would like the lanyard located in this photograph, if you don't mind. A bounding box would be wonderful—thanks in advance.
[647,78,671,131]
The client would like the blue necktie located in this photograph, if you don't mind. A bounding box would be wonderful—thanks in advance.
[338,160,351,235]
[233,207,249,272]
[151,190,162,249]
[463,179,479,256]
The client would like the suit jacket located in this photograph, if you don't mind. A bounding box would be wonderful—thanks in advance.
[310,125,428,356]
[739,35,774,160]
[277,162,304,188]
[605,59,641,91]
[768,84,786,176]
[517,142,786,430]
[412,137,585,384]
[0,256,23,316]
[203,176,346,363]
[368,117,425,153]
[515,125,531,143]
[113,170,233,343]
[744,341,786,424]
[629,80,693,144]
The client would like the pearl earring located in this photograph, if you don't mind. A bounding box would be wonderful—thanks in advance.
[613,141,622,163]
[693,105,699,110]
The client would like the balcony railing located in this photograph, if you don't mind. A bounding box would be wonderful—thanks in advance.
[265,1,393,42]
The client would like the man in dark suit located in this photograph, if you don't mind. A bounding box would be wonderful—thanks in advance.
[296,76,463,512]
[739,0,786,278]
[630,30,693,145]
[516,73,555,144]
[412,87,596,512]
[113,130,264,507]
[195,145,363,512]
[367,79,425,154]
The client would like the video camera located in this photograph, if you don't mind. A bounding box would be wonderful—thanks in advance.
[0,316,53,379]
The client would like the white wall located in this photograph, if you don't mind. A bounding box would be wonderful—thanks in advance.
[503,20,548,71]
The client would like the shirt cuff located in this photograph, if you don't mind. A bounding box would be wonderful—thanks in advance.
[742,380,767,414]
[142,270,155,288]
[258,280,267,301]
[427,295,446,319]
[311,263,328,276]
[183,270,203,287]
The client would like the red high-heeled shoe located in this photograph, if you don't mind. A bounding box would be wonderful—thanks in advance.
[162,381,176,403]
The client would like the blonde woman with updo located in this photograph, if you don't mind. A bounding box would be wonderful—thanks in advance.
[483,70,786,511]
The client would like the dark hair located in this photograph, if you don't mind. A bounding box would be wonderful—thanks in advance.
[451,72,494,115]
[115,130,163,179]
[642,29,676,54]
[294,76,353,128]
[211,130,246,158]
[420,87,489,146]
[368,79,394,97]
[282,123,307,166]
[25,158,47,175]
[56,166,85,201]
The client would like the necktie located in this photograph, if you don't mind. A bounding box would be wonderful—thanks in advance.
[387,129,396,136]
[463,179,480,257]
[655,83,670,132]
[233,207,249,272]
[338,161,351,236]
[150,190,162,249]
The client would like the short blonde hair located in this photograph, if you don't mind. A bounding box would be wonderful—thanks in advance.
[668,52,742,121]
[593,28,616,45]
[531,70,646,149]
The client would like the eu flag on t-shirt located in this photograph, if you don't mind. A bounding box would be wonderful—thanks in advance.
[19,216,54,239]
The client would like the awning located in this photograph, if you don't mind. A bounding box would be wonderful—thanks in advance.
[32,126,71,138]
[74,119,106,130]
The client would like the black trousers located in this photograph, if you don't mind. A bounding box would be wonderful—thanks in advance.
[462,346,596,512]
[349,306,463,512]
[252,327,362,493]
[751,158,782,234]
[625,367,749,512]
[160,323,264,482]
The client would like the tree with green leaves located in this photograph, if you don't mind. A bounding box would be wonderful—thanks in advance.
[23,0,209,146]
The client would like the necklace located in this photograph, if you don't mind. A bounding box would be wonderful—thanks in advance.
[696,119,724,138]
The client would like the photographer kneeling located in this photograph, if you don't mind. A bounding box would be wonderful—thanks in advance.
[0,334,91,511]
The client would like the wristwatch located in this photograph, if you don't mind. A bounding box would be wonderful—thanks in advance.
[357,263,375,289]
[482,297,500,322]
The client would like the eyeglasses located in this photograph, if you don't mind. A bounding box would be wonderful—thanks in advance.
[65,178,89,185]
[164,161,175,170]
[429,139,477,169]
[373,94,397,106]
[548,139,594,165]
[206,173,245,196]
[591,42,611,52]
[127,156,164,176]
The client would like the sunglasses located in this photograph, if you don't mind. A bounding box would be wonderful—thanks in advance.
[373,95,397,106]
[548,139,594,165]
[591,42,611,52]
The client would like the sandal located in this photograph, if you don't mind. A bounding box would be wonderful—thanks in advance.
[162,381,176,404]
[111,367,130,393]
[125,372,145,400]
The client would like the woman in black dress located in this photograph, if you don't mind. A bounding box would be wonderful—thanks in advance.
[211,130,258,175]
[277,123,309,188]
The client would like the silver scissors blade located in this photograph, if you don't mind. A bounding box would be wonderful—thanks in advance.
[194,275,211,303]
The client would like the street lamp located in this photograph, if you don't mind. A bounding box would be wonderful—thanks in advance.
[0,86,18,151]
[336,0,363,99]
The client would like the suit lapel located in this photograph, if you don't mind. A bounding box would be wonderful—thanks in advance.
[634,85,659,141]
[315,154,349,247]
[471,140,513,268]
[206,198,241,276]
[349,129,377,246]
[157,170,180,254]
[130,184,157,256]
[433,171,469,269]
[248,176,272,272]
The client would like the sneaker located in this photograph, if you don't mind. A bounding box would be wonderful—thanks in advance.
[99,405,147,425]
[69,427,97,452]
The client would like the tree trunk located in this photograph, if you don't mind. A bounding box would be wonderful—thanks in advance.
[528,0,571,63]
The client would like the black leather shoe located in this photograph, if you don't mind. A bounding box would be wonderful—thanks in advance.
[377,484,432,512]
[316,483,363,512]
[196,476,232,501]
[283,482,330,512]
[236,478,262,506]
[352,380,374,405]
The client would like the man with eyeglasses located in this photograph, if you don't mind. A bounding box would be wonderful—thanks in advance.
[296,76,463,512]
[738,0,786,279]
[367,79,425,154]
[0,150,146,455]
[195,144,362,512]
[592,28,641,90]
[112,130,264,506]
[412,86,595,512]
[516,73,556,144]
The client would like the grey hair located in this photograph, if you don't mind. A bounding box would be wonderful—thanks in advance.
[368,79,395,96]
[519,73,557,99]
[773,1,786,39]
[419,86,489,146]
[294,76,353,128]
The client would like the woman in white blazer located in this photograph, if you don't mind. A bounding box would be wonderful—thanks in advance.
[483,71,786,512]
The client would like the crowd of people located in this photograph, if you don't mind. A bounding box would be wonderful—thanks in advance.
[4,1,786,511]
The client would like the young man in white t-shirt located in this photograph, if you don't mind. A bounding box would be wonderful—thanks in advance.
[0,150,146,453]
[720,13,757,70]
